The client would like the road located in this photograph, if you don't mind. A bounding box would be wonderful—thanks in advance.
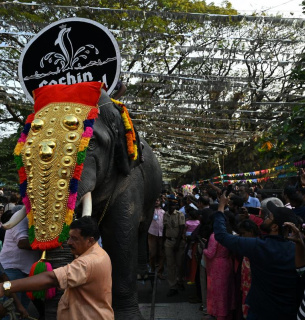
[138,275,204,320]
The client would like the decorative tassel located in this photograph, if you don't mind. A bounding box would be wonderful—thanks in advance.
[45,261,56,300]
[26,251,56,300]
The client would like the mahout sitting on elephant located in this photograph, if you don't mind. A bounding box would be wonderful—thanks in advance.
[5,82,162,320]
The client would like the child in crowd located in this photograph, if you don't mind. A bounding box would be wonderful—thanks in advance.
[185,210,201,238]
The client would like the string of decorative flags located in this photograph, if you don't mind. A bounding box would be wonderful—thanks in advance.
[194,160,305,185]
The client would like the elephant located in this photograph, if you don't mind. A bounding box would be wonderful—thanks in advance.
[79,89,162,319]
[5,83,162,320]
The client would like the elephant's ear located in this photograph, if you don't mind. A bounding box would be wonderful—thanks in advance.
[98,92,131,176]
[113,109,131,176]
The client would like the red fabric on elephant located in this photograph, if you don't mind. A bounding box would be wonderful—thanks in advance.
[33,82,106,112]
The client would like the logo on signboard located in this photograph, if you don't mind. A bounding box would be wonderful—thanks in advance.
[19,18,121,102]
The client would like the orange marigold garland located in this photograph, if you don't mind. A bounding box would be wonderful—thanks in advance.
[111,98,138,160]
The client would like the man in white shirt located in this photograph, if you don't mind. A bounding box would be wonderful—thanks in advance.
[0,208,39,311]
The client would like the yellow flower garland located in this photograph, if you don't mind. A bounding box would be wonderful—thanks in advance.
[111,99,138,160]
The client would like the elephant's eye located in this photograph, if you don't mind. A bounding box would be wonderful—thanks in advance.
[88,138,97,151]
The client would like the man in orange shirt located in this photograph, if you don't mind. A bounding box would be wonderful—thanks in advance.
[0,216,114,320]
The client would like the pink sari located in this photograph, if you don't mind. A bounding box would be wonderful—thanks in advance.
[204,233,235,319]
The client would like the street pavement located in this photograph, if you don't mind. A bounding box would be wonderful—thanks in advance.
[138,275,204,320]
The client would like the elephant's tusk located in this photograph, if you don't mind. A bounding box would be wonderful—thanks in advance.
[3,206,27,229]
[81,192,92,217]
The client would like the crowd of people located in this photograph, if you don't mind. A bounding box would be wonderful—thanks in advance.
[147,172,305,320]
[1,173,305,319]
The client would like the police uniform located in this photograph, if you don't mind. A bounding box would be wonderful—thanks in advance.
[163,209,185,290]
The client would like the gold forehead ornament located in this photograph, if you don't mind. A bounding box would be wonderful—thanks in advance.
[63,115,80,130]
[39,140,56,162]
[31,119,44,133]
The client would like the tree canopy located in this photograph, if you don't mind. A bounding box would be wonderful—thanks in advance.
[0,0,305,184]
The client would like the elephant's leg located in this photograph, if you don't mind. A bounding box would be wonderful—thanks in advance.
[147,234,157,273]
[101,207,144,320]
[138,203,155,279]
[137,223,149,279]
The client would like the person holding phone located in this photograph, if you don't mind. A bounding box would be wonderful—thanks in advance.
[214,194,299,320]
[283,221,305,320]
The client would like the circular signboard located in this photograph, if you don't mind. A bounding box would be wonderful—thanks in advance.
[18,18,121,102]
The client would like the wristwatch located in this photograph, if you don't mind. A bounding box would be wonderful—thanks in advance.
[3,281,11,296]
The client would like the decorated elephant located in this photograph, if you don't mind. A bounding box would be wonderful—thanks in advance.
[5,82,162,319]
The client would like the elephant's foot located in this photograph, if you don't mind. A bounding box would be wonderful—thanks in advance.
[114,302,145,320]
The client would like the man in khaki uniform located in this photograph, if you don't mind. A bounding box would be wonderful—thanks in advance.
[163,198,185,297]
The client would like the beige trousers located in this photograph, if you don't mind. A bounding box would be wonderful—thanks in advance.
[164,238,185,290]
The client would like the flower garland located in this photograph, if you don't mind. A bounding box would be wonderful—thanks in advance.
[111,98,138,160]
[14,107,99,251]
